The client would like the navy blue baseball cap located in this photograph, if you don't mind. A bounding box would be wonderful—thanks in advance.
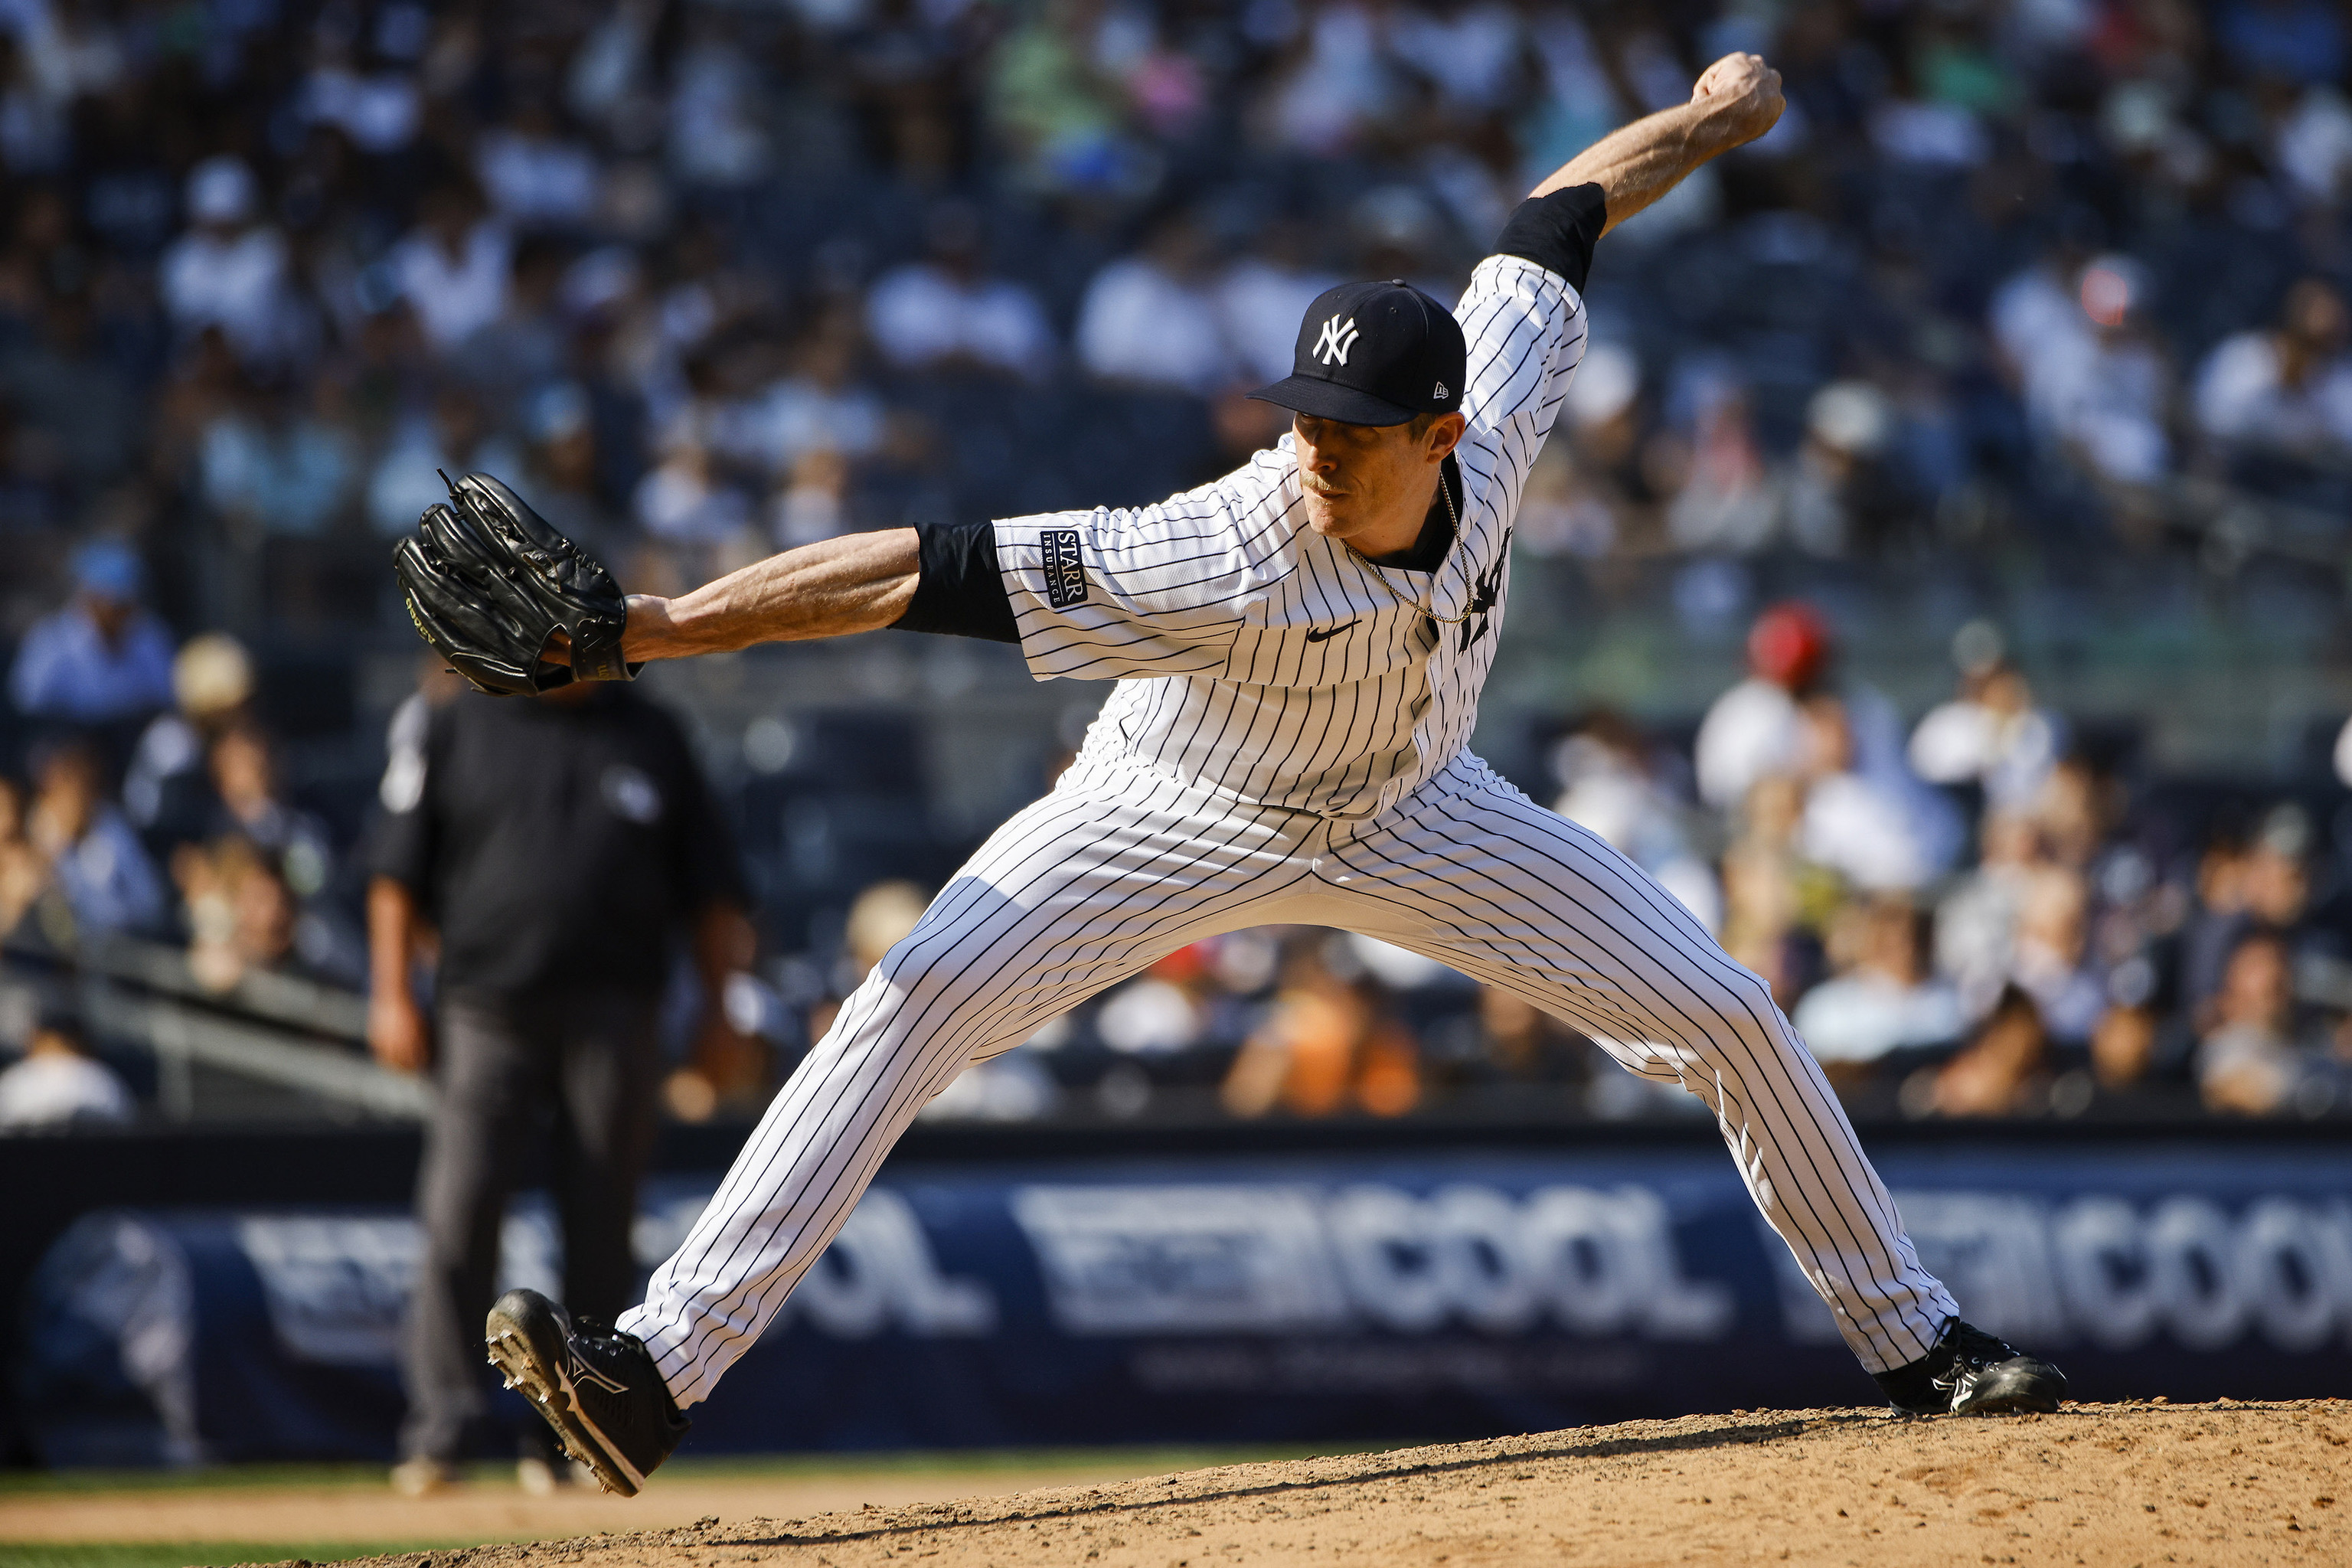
[1249,279,1467,427]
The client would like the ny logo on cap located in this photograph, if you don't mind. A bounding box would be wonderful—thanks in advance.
[1314,314,1360,367]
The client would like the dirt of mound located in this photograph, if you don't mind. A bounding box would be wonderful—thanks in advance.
[310,1400,2349,1568]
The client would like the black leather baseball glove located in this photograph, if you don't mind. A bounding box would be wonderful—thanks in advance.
[392,472,639,696]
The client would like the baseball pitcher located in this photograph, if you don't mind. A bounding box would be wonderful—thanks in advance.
[394,53,2064,1496]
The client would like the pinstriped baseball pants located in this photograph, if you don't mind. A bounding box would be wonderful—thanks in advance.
[617,746,1958,1406]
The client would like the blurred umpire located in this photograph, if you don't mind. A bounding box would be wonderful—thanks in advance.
[368,675,753,1493]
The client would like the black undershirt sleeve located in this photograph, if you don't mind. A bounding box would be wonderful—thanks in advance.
[890,519,1021,644]
[1494,182,1608,293]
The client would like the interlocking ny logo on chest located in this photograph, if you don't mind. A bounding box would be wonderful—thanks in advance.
[1315,314,1360,367]
[1042,528,1087,609]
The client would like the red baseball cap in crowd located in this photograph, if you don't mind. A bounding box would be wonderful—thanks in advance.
[1749,601,1832,690]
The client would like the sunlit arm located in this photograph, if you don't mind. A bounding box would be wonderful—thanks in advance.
[1536,52,1785,234]
[621,528,921,664]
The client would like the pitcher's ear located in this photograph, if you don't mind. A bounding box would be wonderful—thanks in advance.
[1429,411,1467,459]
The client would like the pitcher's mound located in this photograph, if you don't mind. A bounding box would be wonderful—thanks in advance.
[330,1400,2351,1568]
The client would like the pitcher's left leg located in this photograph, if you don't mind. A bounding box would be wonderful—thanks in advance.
[1326,754,1955,1375]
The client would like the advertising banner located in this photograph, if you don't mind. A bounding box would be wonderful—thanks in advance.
[21,1144,2352,1463]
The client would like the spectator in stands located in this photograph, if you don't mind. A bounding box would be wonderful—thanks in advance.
[982,0,1142,197]
[1424,985,1594,1102]
[2018,254,2174,489]
[1695,601,1834,813]
[865,202,1055,384]
[475,100,603,231]
[297,33,423,155]
[2183,803,2313,1023]
[201,720,338,911]
[1515,342,1647,558]
[2007,868,2107,1046]
[2085,998,2167,1108]
[1796,691,1955,893]
[178,835,304,995]
[1911,985,2051,1118]
[449,238,574,406]
[2194,278,2352,478]
[745,316,887,479]
[1719,773,1819,1006]
[769,447,853,550]
[1776,381,1905,557]
[1258,0,1400,158]
[2198,927,2346,1115]
[21,738,166,942]
[2030,754,2120,871]
[1075,211,1230,395]
[1908,622,2063,812]
[1792,894,1962,1080]
[1662,370,1774,553]
[123,634,254,855]
[1988,227,2101,397]
[1936,810,2047,1024]
[1095,949,1212,1059]
[1698,603,1959,889]
[8,539,175,732]
[195,373,361,540]
[0,1006,132,1131]
[837,879,929,1001]
[158,156,297,368]
[369,677,755,1494]
[0,775,42,939]
[632,429,755,572]
[390,182,511,353]
[1220,939,1419,1119]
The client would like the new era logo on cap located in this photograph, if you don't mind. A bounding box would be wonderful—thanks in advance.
[1249,279,1468,429]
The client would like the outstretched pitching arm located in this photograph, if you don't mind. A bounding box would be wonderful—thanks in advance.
[616,529,922,663]
[1536,52,1783,234]
[394,469,916,684]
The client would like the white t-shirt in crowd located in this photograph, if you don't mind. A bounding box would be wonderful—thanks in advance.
[0,1054,134,1130]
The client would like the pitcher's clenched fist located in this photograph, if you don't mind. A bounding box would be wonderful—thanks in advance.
[1692,51,1785,142]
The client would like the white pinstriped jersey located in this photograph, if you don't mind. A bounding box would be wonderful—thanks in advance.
[618,215,1969,1416]
[992,253,1590,818]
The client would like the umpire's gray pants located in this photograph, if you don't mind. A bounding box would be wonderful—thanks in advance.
[400,991,662,1462]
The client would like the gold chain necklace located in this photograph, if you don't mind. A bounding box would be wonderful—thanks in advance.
[1354,469,1472,624]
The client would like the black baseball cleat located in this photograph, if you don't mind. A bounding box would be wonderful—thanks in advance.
[1874,1318,2068,1416]
[485,1289,689,1497]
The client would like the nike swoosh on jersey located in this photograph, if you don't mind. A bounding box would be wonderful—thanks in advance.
[1303,622,1360,642]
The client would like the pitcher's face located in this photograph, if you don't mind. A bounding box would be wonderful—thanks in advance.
[1292,412,1460,548]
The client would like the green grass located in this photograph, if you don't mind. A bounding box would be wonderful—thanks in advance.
[0,1442,1387,1499]
[0,1545,457,1567]
[0,1442,1400,1567]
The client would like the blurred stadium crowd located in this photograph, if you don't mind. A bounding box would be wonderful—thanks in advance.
[7,0,2352,1129]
